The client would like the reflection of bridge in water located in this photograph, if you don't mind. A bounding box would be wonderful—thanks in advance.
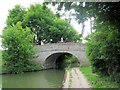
[34,42,89,69]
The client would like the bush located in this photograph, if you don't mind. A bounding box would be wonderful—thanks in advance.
[2,22,35,74]
[85,22,120,82]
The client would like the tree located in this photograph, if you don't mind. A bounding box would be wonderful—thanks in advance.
[85,3,120,82]
[44,2,89,35]
[6,4,82,45]
[86,21,120,82]
[2,22,35,74]
[50,18,81,43]
[6,5,26,26]
[22,4,57,44]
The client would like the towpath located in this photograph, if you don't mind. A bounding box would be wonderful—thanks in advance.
[62,67,91,88]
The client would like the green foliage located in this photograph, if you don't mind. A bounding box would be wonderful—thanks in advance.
[6,4,81,45]
[56,54,79,69]
[85,22,120,82]
[80,66,120,88]
[50,18,82,43]
[62,55,79,69]
[23,4,81,44]
[46,2,120,83]
[46,2,120,27]
[0,51,2,73]
[2,22,35,74]
[0,50,2,63]
[23,4,56,44]
[6,5,26,26]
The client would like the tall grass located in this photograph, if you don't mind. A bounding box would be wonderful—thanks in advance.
[80,66,120,88]
[0,50,2,62]
[0,50,2,73]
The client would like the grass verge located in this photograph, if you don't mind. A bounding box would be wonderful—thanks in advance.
[0,50,2,63]
[80,66,120,88]
[0,50,2,73]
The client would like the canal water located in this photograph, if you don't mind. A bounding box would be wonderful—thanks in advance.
[2,69,64,88]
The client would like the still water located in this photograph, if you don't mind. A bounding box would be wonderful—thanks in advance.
[2,69,64,88]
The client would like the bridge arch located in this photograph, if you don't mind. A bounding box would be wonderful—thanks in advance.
[33,43,89,69]
[43,52,79,69]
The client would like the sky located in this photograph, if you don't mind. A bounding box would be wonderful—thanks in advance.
[0,0,91,49]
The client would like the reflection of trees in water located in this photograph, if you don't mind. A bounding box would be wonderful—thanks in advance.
[2,70,64,88]
[43,69,64,87]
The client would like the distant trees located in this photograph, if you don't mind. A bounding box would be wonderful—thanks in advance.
[51,18,82,43]
[6,4,82,45]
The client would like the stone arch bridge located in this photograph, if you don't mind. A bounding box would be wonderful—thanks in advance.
[34,42,89,69]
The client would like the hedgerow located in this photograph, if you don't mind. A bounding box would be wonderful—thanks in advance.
[86,22,120,82]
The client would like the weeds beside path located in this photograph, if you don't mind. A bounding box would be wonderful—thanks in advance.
[0,51,2,73]
[80,66,120,88]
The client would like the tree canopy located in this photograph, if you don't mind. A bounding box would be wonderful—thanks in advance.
[6,4,82,45]
[44,2,120,33]
[6,5,26,26]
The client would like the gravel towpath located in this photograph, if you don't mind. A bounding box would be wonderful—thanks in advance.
[62,67,91,88]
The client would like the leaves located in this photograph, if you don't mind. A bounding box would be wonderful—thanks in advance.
[2,22,35,74]
[6,5,26,26]
[85,21,120,82]
[6,4,82,45]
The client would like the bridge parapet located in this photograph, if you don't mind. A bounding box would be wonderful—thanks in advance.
[34,42,85,52]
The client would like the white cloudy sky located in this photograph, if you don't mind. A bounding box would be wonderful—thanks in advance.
[0,0,91,49]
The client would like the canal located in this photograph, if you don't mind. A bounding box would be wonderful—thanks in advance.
[2,69,64,88]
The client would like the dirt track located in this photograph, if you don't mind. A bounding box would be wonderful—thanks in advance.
[62,67,91,88]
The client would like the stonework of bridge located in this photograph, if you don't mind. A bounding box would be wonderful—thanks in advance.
[34,42,89,69]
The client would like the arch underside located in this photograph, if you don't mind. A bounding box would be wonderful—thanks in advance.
[43,52,79,69]
[34,50,89,69]
[42,50,89,69]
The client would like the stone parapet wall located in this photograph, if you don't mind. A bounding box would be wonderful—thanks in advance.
[34,42,85,52]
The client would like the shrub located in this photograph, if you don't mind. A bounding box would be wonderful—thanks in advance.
[2,22,35,74]
[85,22,120,82]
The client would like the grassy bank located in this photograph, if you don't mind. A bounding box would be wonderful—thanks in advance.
[0,50,2,73]
[0,50,2,62]
[80,66,120,88]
